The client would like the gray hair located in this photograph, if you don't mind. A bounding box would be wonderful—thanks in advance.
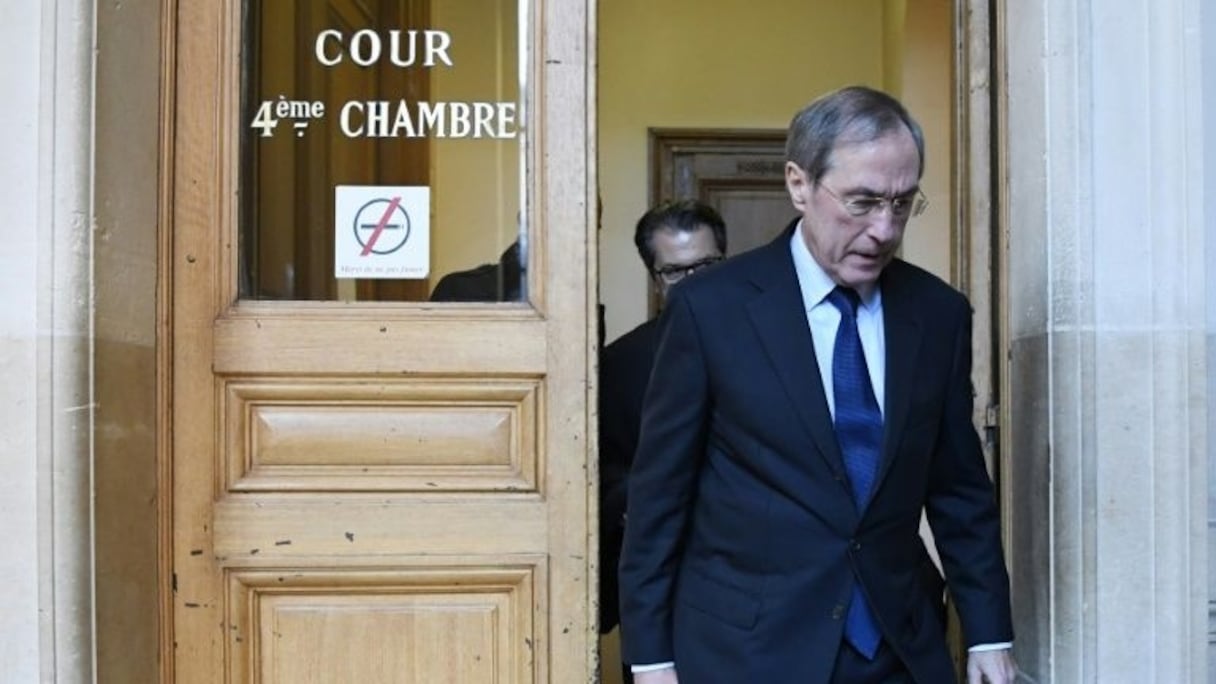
[785,85,925,184]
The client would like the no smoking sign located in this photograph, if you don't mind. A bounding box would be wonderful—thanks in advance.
[334,185,430,279]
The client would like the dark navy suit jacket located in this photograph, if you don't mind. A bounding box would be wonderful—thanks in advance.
[599,317,661,633]
[618,224,1012,684]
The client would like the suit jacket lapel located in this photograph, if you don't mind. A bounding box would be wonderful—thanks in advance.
[745,224,849,483]
[872,262,922,498]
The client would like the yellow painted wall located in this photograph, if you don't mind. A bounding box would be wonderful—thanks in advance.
[430,0,521,287]
[598,0,953,343]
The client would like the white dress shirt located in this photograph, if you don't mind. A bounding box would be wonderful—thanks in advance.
[790,222,886,418]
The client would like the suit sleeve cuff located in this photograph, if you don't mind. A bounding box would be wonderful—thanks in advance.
[631,662,675,673]
[968,642,1013,653]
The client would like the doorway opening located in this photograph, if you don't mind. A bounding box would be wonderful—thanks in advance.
[595,1,996,681]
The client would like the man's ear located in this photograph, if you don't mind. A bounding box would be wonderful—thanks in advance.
[785,161,810,212]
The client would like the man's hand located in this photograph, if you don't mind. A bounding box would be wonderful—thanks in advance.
[967,649,1016,683]
[633,667,679,684]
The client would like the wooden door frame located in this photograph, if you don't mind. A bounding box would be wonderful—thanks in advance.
[954,0,1001,496]
[945,0,1002,674]
[155,2,176,679]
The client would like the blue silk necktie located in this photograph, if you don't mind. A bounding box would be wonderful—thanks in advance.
[826,286,883,659]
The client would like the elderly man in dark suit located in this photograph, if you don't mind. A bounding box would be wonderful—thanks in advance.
[618,86,1016,684]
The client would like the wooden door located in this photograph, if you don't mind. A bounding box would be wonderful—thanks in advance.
[162,1,596,682]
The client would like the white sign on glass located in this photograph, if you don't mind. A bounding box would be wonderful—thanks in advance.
[334,185,430,279]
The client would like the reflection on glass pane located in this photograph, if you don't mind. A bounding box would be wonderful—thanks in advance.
[240,0,525,302]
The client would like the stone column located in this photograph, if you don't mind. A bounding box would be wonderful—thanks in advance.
[1001,0,1207,681]
[0,1,96,681]
[0,4,49,679]
[1205,0,1216,674]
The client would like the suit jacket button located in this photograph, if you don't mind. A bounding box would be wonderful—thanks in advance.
[832,604,845,620]
[850,540,862,552]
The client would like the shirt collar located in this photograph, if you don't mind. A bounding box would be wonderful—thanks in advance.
[789,220,882,313]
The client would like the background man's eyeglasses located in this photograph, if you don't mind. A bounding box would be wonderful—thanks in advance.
[652,256,724,284]
[819,183,928,219]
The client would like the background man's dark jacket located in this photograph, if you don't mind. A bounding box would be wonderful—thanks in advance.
[598,317,660,633]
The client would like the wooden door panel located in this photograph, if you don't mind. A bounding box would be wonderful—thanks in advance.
[222,377,540,493]
[213,504,547,557]
[213,315,547,374]
[701,183,794,256]
[228,565,536,683]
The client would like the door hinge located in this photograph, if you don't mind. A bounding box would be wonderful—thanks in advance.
[983,403,1000,449]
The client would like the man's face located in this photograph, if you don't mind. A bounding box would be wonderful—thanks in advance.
[650,225,723,304]
[784,127,921,296]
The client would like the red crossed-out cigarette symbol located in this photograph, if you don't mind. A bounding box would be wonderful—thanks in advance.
[354,196,411,256]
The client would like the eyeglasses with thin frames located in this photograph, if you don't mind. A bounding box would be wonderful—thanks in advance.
[818,182,928,219]
[652,256,724,284]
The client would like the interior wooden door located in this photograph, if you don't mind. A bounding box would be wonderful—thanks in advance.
[162,0,596,682]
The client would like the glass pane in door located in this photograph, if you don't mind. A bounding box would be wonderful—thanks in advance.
[239,0,525,302]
